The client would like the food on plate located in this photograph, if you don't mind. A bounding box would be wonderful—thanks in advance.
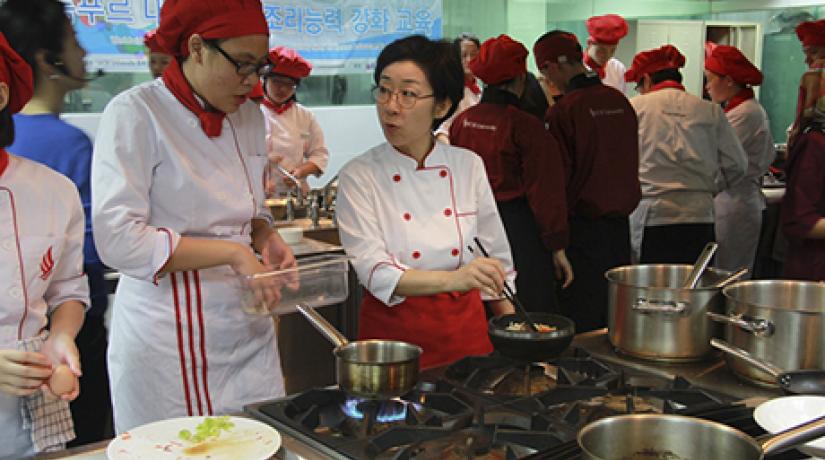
[505,321,557,332]
[178,415,234,444]
[47,364,77,396]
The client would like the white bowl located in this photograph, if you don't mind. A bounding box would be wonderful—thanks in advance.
[277,226,303,245]
[754,395,825,458]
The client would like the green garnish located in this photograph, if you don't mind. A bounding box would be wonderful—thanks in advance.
[178,416,234,443]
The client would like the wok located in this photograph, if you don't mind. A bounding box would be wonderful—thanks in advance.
[296,304,421,399]
[711,338,825,395]
[488,312,575,362]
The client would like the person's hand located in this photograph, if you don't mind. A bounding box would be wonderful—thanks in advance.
[553,249,574,289]
[232,244,282,313]
[260,231,296,271]
[0,349,52,397]
[449,257,505,297]
[41,333,81,401]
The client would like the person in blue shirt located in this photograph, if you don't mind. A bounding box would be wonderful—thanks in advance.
[0,0,112,445]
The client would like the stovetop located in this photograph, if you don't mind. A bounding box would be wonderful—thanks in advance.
[245,348,805,459]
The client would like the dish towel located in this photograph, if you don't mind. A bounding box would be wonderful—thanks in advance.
[18,332,75,452]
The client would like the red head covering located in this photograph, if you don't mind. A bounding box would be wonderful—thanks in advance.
[469,35,528,85]
[704,41,718,59]
[143,30,164,54]
[625,45,686,83]
[0,32,32,115]
[586,14,628,45]
[157,0,268,138]
[533,32,583,68]
[267,46,312,80]
[704,45,763,86]
[796,19,825,47]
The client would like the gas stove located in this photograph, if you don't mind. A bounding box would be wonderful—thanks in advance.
[246,348,804,459]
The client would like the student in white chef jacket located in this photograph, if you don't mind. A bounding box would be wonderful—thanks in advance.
[584,14,630,94]
[91,0,294,433]
[705,45,775,275]
[0,32,87,457]
[434,33,482,144]
[260,46,328,196]
[337,35,515,370]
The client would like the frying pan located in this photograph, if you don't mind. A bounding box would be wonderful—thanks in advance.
[296,304,422,399]
[711,338,825,395]
[488,312,575,362]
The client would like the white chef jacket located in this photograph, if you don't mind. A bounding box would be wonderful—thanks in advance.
[261,102,328,194]
[586,57,627,94]
[629,88,747,258]
[714,98,775,273]
[0,154,88,457]
[435,86,482,139]
[91,79,283,433]
[336,142,515,306]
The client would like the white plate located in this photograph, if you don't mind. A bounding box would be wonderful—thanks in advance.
[754,395,825,459]
[106,416,281,460]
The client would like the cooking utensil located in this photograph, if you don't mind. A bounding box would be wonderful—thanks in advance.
[470,237,538,333]
[488,312,575,362]
[578,413,825,460]
[711,338,825,395]
[711,280,825,386]
[755,396,825,458]
[605,264,730,362]
[682,242,718,289]
[713,266,749,289]
[275,163,301,188]
[295,304,421,399]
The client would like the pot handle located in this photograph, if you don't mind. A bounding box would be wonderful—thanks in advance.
[709,338,783,377]
[761,414,825,456]
[295,303,349,348]
[633,298,687,314]
[706,312,775,337]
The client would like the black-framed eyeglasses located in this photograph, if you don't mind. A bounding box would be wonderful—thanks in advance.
[371,85,434,109]
[206,40,271,78]
[634,81,642,92]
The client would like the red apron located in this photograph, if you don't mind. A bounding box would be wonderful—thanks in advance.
[358,289,493,369]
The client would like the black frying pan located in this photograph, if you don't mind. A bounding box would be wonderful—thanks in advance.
[711,338,825,395]
[488,312,575,362]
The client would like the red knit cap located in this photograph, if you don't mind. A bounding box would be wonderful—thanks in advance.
[796,19,825,47]
[0,32,32,114]
[143,30,164,54]
[268,46,312,80]
[704,45,763,86]
[533,32,583,68]
[586,14,628,45]
[469,35,528,85]
[155,0,268,57]
[625,45,686,83]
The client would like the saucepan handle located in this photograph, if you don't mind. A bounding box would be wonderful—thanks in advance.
[706,312,775,337]
[709,338,784,377]
[295,303,348,348]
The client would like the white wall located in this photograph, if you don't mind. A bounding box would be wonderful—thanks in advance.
[63,104,386,189]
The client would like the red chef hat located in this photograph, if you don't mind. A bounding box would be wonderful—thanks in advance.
[586,14,628,45]
[0,32,33,114]
[796,19,825,47]
[155,0,268,57]
[267,46,312,80]
[534,32,583,68]
[469,35,528,85]
[704,45,763,86]
[143,30,164,54]
[704,41,718,59]
[625,45,686,83]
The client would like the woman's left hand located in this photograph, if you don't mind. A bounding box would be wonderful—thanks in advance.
[41,333,81,401]
[261,231,297,270]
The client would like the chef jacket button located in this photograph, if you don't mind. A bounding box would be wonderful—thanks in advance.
[8,286,22,300]
[439,170,448,178]
[403,213,411,221]
[392,174,401,182]
[412,251,421,259]
[444,208,452,217]
[451,248,459,257]
[188,119,198,128]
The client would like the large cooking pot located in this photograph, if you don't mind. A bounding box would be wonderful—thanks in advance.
[296,304,421,399]
[606,264,730,362]
[708,280,825,386]
[578,413,825,460]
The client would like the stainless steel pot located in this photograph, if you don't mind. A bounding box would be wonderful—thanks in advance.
[296,304,421,399]
[578,413,825,460]
[606,264,730,362]
[709,280,825,386]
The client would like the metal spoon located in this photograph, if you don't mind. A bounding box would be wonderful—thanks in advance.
[682,242,719,289]
[713,266,749,289]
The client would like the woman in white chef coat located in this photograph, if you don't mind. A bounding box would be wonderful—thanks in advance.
[261,46,328,196]
[705,45,774,274]
[336,35,515,370]
[434,33,481,144]
[91,0,295,433]
[0,32,87,457]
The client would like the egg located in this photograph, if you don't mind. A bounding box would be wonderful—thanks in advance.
[48,364,76,396]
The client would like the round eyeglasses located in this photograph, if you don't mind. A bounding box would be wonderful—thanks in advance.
[371,86,434,109]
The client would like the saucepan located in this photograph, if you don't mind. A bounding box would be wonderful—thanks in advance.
[295,304,421,399]
[488,313,575,362]
[711,338,825,395]
[577,413,825,460]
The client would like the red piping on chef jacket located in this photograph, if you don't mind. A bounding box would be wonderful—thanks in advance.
[0,186,30,341]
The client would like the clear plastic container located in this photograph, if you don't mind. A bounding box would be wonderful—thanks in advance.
[239,254,351,315]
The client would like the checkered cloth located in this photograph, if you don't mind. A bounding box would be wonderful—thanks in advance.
[17,332,75,452]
